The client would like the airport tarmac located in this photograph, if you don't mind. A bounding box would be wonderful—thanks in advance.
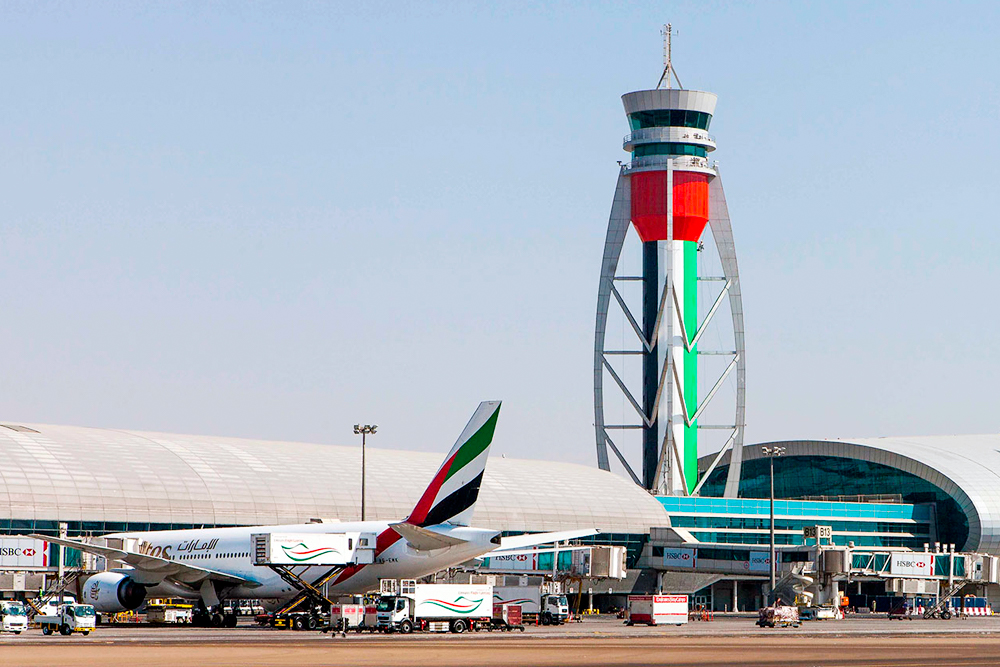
[4,616,1000,666]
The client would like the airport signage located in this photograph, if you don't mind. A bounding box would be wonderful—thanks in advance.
[748,552,771,573]
[889,553,933,577]
[0,537,48,568]
[662,548,696,569]
[488,552,537,571]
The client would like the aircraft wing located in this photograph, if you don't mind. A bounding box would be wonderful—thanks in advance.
[496,528,599,551]
[389,523,468,551]
[30,534,252,586]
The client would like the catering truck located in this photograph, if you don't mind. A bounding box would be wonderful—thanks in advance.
[0,601,27,634]
[37,603,96,636]
[376,583,493,634]
[492,585,569,625]
[626,595,689,626]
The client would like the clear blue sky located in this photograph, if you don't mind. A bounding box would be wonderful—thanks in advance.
[2,1,998,470]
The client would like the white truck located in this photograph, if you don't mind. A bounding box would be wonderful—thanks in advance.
[37,603,96,636]
[492,586,569,625]
[626,594,689,626]
[376,583,493,634]
[0,601,28,634]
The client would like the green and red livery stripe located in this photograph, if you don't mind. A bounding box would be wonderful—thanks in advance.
[419,597,485,614]
[280,543,341,562]
[407,408,499,526]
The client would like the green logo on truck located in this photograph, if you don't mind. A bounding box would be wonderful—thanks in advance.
[280,543,341,562]
[418,596,484,614]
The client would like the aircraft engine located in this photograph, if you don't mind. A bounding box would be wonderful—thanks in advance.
[81,572,147,612]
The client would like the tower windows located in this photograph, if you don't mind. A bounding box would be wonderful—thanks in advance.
[629,109,712,131]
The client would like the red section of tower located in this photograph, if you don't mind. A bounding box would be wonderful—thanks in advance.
[629,171,710,243]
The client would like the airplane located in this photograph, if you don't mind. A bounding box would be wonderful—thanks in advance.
[34,401,596,626]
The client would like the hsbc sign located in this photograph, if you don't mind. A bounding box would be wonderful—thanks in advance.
[489,552,538,571]
[662,548,696,569]
[0,537,49,568]
[890,553,933,577]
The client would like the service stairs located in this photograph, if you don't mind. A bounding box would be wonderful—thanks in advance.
[25,569,85,617]
[272,565,346,615]
[922,580,970,619]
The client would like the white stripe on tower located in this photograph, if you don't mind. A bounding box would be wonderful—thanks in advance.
[656,240,670,489]
[669,238,686,494]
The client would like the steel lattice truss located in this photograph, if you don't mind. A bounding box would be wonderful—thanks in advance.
[593,167,745,496]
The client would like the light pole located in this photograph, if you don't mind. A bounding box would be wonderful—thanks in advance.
[760,445,785,605]
[354,424,377,521]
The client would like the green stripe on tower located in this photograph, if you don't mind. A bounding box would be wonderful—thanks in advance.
[683,240,698,493]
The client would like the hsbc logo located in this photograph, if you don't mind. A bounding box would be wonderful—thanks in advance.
[494,554,529,562]
[0,547,36,557]
[890,553,934,576]
[0,539,47,565]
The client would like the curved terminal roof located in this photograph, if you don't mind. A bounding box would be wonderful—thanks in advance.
[706,435,1000,554]
[0,422,667,535]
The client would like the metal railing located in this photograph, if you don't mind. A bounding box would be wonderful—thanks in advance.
[624,155,713,172]
[623,129,716,147]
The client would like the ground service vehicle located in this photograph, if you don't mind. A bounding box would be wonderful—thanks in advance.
[145,600,193,624]
[377,584,493,633]
[626,595,689,626]
[757,605,801,628]
[493,586,569,625]
[0,601,27,634]
[491,603,524,631]
[323,604,366,633]
[37,603,96,636]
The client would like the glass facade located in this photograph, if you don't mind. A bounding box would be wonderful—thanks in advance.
[628,109,712,130]
[498,531,646,569]
[699,456,969,550]
[656,547,811,563]
[632,143,707,158]
[657,496,935,550]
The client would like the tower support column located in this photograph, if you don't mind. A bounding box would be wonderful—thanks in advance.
[642,240,659,490]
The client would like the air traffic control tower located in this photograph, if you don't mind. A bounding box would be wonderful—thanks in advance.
[594,27,746,498]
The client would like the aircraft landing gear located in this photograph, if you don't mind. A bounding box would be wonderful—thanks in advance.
[192,603,237,628]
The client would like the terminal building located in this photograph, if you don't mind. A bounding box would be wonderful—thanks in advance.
[2,422,1000,613]
[638,436,1000,612]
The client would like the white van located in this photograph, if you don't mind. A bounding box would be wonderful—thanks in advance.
[0,601,27,634]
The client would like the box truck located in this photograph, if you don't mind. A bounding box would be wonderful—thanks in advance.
[376,583,492,634]
[492,585,569,625]
[626,595,689,626]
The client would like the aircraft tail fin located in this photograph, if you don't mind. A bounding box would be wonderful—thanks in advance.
[406,400,501,527]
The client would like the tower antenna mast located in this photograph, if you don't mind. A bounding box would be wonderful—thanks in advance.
[657,23,683,90]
